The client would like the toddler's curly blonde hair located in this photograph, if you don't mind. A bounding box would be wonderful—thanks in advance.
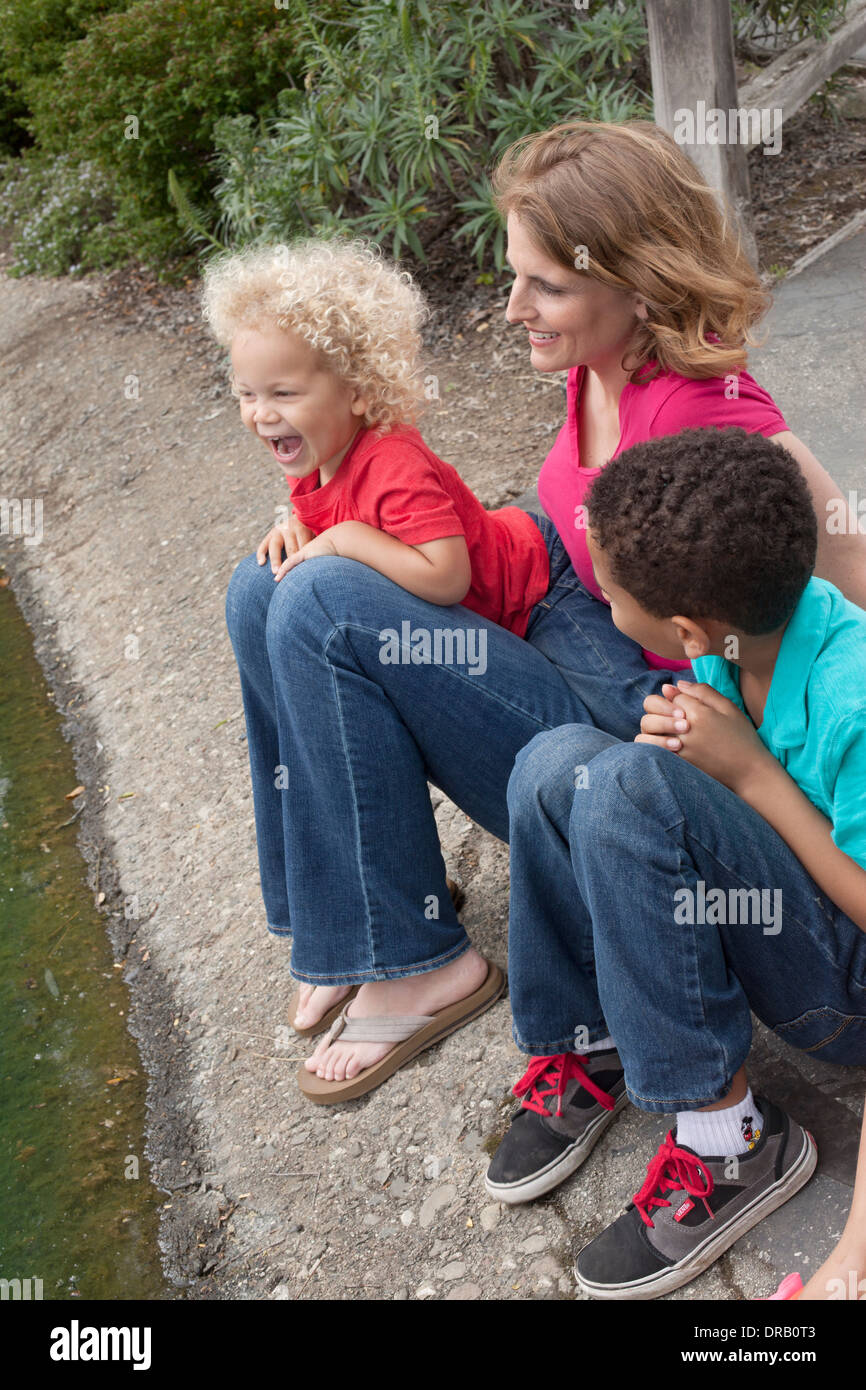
[200,237,430,430]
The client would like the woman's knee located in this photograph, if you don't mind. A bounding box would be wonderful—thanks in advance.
[225,551,274,640]
[262,554,368,651]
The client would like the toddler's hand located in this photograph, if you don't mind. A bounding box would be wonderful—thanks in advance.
[273,531,340,581]
[636,682,691,750]
[256,518,316,575]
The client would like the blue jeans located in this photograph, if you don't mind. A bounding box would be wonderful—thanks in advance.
[507,725,866,1112]
[224,515,689,983]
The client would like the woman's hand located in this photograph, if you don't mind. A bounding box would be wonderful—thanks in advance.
[256,517,316,575]
[636,680,775,796]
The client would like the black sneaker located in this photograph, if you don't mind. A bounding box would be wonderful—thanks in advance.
[484,1050,629,1205]
[574,1095,817,1300]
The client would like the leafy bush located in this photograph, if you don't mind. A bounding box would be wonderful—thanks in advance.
[733,0,849,49]
[0,153,120,275]
[0,0,133,154]
[6,0,342,270]
[208,0,650,271]
[1,0,850,279]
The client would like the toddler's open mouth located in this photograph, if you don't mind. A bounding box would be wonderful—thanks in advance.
[266,434,304,463]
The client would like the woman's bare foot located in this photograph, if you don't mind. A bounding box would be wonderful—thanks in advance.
[304,947,489,1082]
[292,983,353,1031]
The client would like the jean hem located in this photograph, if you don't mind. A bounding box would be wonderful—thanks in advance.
[511,1024,611,1057]
[267,923,292,939]
[624,1074,744,1115]
[289,935,472,987]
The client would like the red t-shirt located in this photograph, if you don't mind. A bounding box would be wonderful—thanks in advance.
[288,425,550,637]
[538,362,790,669]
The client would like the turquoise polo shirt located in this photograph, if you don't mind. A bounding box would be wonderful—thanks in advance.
[691,576,866,873]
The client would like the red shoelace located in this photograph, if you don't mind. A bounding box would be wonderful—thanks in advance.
[513,1053,617,1119]
[632,1130,715,1228]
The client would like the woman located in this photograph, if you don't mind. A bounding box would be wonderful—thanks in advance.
[224,120,866,1103]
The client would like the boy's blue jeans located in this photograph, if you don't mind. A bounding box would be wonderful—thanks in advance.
[224,515,684,981]
[507,725,866,1111]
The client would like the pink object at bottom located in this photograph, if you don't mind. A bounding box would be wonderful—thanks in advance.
[761,1272,803,1300]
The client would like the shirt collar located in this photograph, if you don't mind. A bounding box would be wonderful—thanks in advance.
[760,579,831,748]
[696,579,829,750]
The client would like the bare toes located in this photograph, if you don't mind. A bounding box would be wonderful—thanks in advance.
[344,1051,361,1080]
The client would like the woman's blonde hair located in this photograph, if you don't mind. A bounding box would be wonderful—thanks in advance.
[200,237,429,429]
[491,119,771,382]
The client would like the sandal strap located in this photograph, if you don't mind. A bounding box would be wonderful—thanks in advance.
[325,1006,435,1045]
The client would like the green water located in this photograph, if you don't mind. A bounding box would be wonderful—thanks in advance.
[0,577,168,1300]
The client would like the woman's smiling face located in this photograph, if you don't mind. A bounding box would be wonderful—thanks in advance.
[504,212,646,374]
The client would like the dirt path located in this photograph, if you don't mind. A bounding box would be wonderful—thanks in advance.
[0,265,807,1302]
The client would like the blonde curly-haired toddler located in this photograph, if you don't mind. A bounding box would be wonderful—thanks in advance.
[201,237,549,632]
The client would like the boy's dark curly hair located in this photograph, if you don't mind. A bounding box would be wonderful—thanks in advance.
[587,427,817,634]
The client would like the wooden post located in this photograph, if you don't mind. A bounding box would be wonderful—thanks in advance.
[645,0,758,267]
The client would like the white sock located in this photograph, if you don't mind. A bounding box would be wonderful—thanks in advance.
[676,1087,764,1157]
[581,1033,616,1054]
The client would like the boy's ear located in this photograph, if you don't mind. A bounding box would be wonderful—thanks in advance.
[672,616,712,660]
[351,389,370,417]
[633,296,649,322]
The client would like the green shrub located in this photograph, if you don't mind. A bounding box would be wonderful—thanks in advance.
[11,0,343,270]
[209,0,650,271]
[0,0,133,154]
[0,152,119,276]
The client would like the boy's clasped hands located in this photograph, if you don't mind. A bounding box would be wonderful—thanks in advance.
[637,680,775,797]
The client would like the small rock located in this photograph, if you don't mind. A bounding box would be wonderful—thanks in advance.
[389,1177,410,1199]
[480,1203,501,1232]
[419,1184,457,1229]
[400,1210,414,1227]
[415,1284,438,1299]
[261,1143,276,1159]
[445,1282,481,1301]
[423,1154,449,1180]
[440,1261,467,1281]
[393,1287,409,1301]
[529,1255,561,1278]
[520,1234,549,1255]
[270,1283,291,1300]
[346,1140,362,1158]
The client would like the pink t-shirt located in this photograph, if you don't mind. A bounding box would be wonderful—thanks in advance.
[537,362,790,669]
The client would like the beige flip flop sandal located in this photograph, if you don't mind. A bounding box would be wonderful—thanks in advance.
[288,881,466,1039]
[287,985,361,1038]
[297,959,506,1105]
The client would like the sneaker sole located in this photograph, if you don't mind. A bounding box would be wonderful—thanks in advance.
[484,1087,630,1206]
[574,1125,818,1301]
